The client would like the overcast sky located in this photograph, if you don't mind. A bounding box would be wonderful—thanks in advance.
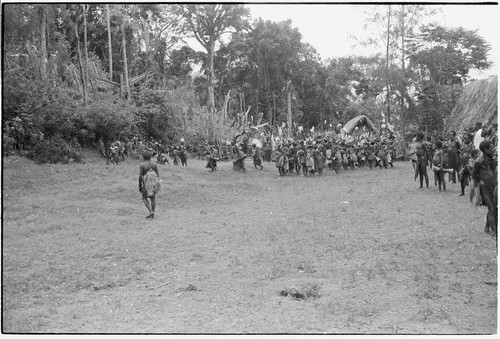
[245,3,499,79]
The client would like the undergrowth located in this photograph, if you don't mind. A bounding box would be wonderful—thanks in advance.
[26,135,84,164]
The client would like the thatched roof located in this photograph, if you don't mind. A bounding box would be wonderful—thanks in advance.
[444,75,498,134]
[342,115,379,134]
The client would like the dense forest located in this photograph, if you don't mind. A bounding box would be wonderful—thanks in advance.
[2,4,493,161]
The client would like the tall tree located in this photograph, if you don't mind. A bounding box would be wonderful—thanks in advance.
[40,5,48,79]
[385,5,391,123]
[121,17,131,100]
[220,19,306,125]
[175,4,250,113]
[66,4,88,104]
[407,24,492,85]
[83,4,91,99]
[400,5,407,152]
[361,5,430,140]
[107,5,113,81]
[406,24,491,133]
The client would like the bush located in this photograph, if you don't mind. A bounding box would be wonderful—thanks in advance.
[75,97,141,145]
[26,135,83,164]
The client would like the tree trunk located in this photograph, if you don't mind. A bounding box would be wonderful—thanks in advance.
[272,91,276,126]
[239,92,243,116]
[265,67,270,122]
[120,74,123,98]
[400,5,406,155]
[40,5,47,80]
[207,39,216,114]
[83,5,90,98]
[287,81,292,138]
[122,20,131,100]
[385,5,391,124]
[107,5,113,81]
[75,20,87,105]
[255,89,259,120]
[320,105,323,130]
[142,16,150,87]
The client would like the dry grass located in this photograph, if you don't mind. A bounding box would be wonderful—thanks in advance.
[2,152,497,334]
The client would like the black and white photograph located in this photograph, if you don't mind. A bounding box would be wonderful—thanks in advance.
[2,1,498,334]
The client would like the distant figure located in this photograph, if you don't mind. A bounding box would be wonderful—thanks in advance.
[306,146,315,176]
[445,131,461,184]
[297,145,307,176]
[471,140,497,237]
[432,140,446,192]
[274,145,286,176]
[458,134,474,196]
[252,144,263,170]
[179,139,188,166]
[232,143,246,172]
[414,132,429,188]
[139,152,160,219]
[206,145,219,171]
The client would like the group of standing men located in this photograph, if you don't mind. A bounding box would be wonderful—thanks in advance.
[410,122,497,237]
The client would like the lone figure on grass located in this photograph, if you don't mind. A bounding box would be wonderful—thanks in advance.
[139,151,161,219]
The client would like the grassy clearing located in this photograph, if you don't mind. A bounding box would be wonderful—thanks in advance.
[2,152,497,334]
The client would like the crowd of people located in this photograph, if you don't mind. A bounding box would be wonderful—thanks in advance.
[103,121,496,238]
[98,136,189,167]
[203,125,399,175]
[409,121,497,238]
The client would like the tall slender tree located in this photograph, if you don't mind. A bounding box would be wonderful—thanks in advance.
[175,4,250,113]
[385,5,391,123]
[83,4,90,98]
[107,4,113,81]
[121,17,131,100]
[400,5,406,153]
[40,5,47,79]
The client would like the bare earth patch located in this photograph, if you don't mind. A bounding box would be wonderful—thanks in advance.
[2,154,497,334]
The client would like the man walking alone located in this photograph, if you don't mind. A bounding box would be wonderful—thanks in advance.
[139,151,160,219]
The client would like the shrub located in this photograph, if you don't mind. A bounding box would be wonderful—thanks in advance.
[74,97,141,145]
[26,135,83,164]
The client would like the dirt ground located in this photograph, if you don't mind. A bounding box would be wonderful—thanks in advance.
[1,152,497,334]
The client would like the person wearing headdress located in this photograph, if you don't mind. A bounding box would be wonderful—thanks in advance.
[274,144,286,176]
[306,144,316,176]
[377,143,388,169]
[471,140,497,237]
[346,143,357,170]
[252,144,264,170]
[296,142,307,176]
[232,143,246,171]
[325,144,333,170]
[293,141,301,175]
[313,144,325,175]
[179,138,188,166]
[458,133,474,196]
[286,141,296,175]
[206,144,219,171]
[356,146,366,169]
[385,142,394,168]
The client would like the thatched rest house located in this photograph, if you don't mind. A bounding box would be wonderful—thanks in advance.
[444,75,497,134]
